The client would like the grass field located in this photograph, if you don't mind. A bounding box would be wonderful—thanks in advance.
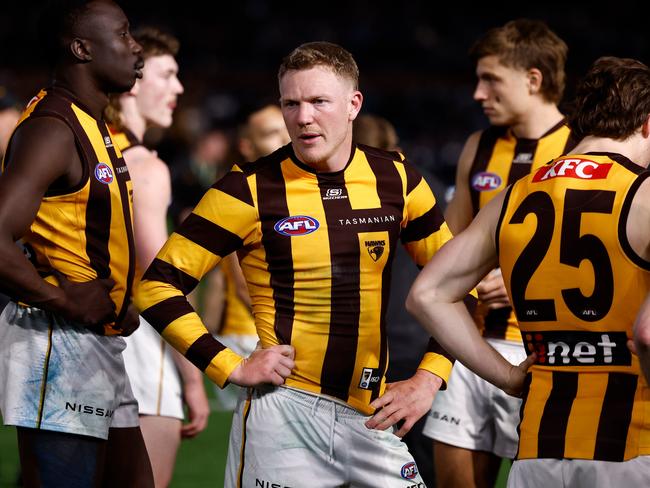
[0,383,510,487]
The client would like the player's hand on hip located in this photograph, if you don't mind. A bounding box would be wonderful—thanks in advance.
[52,270,117,327]
[477,268,511,309]
[503,352,536,397]
[115,304,140,336]
[365,369,442,437]
[227,344,295,387]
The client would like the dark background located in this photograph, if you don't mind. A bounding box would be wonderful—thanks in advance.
[1,0,648,184]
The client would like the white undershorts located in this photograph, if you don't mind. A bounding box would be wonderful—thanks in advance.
[0,302,138,440]
[423,338,525,458]
[225,385,427,488]
[122,316,183,419]
[507,456,650,487]
[211,334,258,412]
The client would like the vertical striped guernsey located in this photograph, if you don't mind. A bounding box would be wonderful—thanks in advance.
[136,143,469,414]
[468,120,577,342]
[497,152,650,461]
[4,88,135,334]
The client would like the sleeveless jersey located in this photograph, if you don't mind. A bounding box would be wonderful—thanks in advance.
[136,143,469,414]
[469,120,577,342]
[4,88,135,333]
[497,152,650,461]
[219,259,257,336]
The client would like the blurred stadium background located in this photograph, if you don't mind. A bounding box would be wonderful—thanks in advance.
[1,1,648,486]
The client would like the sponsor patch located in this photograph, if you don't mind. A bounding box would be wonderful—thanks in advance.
[533,158,612,182]
[94,163,114,184]
[358,367,381,390]
[274,215,319,236]
[323,187,347,200]
[365,239,385,262]
[471,171,502,191]
[103,135,114,148]
[524,331,631,366]
[401,461,418,480]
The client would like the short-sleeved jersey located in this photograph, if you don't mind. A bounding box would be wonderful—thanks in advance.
[219,259,257,336]
[3,88,135,333]
[136,143,464,414]
[469,121,577,342]
[497,152,650,461]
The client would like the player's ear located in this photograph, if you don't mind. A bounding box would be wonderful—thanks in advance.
[349,91,363,122]
[527,68,543,95]
[70,38,92,62]
[641,113,650,138]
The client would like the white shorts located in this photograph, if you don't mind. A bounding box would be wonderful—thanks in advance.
[211,334,258,412]
[507,456,650,488]
[225,386,427,488]
[0,302,138,440]
[423,338,525,458]
[122,316,183,419]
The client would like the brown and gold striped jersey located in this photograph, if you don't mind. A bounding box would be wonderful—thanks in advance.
[219,259,256,336]
[136,143,463,414]
[4,88,135,333]
[469,120,577,342]
[498,152,650,461]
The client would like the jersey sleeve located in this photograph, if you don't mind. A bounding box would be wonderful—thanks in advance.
[400,160,478,386]
[134,167,259,387]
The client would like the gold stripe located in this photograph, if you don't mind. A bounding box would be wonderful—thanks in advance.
[236,392,252,488]
[156,339,166,416]
[36,318,55,429]
[564,373,608,459]
[518,370,552,459]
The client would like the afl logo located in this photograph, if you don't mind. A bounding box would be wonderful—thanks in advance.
[401,461,418,480]
[94,163,114,184]
[274,215,320,236]
[471,171,501,192]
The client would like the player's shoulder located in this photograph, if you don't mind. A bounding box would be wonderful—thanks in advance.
[356,143,404,164]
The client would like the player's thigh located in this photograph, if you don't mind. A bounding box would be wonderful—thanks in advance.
[139,415,182,487]
[17,426,106,488]
[103,426,154,488]
[434,442,478,488]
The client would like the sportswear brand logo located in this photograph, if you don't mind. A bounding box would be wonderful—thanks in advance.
[471,172,502,191]
[94,163,114,184]
[401,462,419,480]
[65,401,114,417]
[513,152,533,164]
[524,331,631,366]
[323,187,348,200]
[365,240,385,262]
[274,216,320,236]
[103,135,113,148]
[533,158,612,182]
[359,367,381,390]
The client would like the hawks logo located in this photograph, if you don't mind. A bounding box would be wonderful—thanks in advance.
[365,240,385,262]
[471,171,502,191]
[94,163,114,184]
[274,216,319,236]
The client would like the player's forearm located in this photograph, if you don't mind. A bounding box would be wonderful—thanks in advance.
[0,241,66,311]
[171,347,204,386]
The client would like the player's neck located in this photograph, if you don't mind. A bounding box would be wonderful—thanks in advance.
[52,71,108,120]
[119,98,146,141]
[509,103,563,140]
[573,134,650,167]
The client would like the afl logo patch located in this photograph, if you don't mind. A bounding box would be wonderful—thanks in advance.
[274,215,320,236]
[471,171,502,191]
[94,163,114,184]
[401,461,418,480]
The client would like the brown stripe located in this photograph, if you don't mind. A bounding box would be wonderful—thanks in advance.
[185,333,226,371]
[318,169,360,401]
[366,152,404,401]
[400,204,444,244]
[507,139,538,186]
[537,371,578,458]
[141,295,194,333]
[212,170,254,207]
[594,373,638,461]
[463,293,478,315]
[142,258,200,295]
[98,122,136,322]
[469,126,505,216]
[515,372,533,459]
[176,213,243,258]
[401,158,422,195]
[587,151,646,175]
[256,162,295,344]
